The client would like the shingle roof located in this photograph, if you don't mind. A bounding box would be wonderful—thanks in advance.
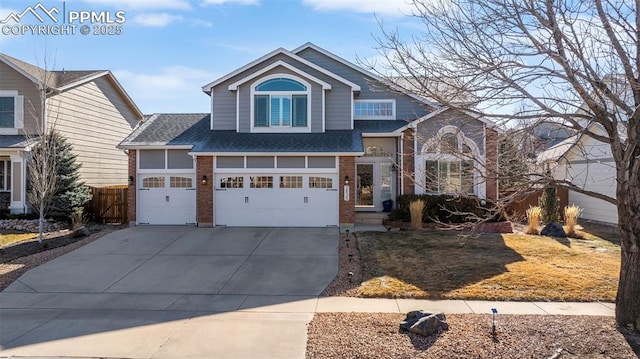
[0,135,37,149]
[121,112,365,153]
[191,129,364,153]
[355,120,410,133]
[119,113,210,147]
[0,53,105,89]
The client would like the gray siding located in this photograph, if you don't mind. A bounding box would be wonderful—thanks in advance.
[415,109,485,154]
[296,47,431,122]
[210,53,353,132]
[47,76,139,186]
[0,61,42,134]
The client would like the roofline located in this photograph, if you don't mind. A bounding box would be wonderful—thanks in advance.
[118,144,194,150]
[292,42,439,109]
[362,133,402,137]
[0,55,43,88]
[201,47,360,93]
[227,60,332,90]
[393,106,503,133]
[189,151,366,156]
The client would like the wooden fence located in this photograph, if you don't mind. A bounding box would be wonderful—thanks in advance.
[85,185,128,224]
[506,187,569,220]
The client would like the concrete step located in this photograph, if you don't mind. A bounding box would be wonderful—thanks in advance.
[355,212,389,225]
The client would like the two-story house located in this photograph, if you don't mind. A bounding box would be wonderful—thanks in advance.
[0,53,143,213]
[119,43,498,230]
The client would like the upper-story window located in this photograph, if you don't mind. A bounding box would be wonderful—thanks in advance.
[0,91,23,130]
[354,99,395,120]
[253,77,309,128]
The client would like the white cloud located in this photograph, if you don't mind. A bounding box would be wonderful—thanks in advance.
[81,0,192,10]
[131,13,181,27]
[114,65,217,113]
[302,0,414,16]
[201,0,258,5]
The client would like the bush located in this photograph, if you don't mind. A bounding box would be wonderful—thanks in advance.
[388,194,495,223]
[564,205,583,237]
[525,206,541,235]
[538,186,560,224]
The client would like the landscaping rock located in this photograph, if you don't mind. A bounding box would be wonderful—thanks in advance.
[0,219,66,233]
[541,222,567,237]
[400,310,449,337]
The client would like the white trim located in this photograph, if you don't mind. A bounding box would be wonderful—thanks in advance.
[210,88,215,130]
[249,74,312,133]
[137,168,197,174]
[353,99,396,120]
[235,87,240,131]
[399,132,404,195]
[228,60,332,90]
[395,106,502,133]
[0,91,23,132]
[215,168,337,174]
[202,47,360,92]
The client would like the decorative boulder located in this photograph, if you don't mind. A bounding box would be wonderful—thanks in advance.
[400,310,449,337]
[541,222,566,237]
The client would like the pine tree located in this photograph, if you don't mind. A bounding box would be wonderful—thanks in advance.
[538,186,560,224]
[48,132,92,222]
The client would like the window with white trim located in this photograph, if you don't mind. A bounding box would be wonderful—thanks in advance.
[220,176,244,188]
[170,176,193,188]
[354,100,395,119]
[421,131,476,195]
[250,176,273,188]
[280,176,303,189]
[253,78,308,128]
[0,91,24,129]
[0,160,11,191]
[309,176,333,189]
[142,176,165,188]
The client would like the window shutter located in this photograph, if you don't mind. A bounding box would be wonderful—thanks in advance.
[14,96,24,129]
[292,95,307,127]
[254,95,268,127]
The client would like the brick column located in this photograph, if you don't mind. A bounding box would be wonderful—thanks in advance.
[196,156,214,227]
[486,128,498,201]
[402,129,415,195]
[127,150,136,225]
[339,156,355,233]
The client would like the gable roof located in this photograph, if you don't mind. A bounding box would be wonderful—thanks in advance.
[293,42,440,110]
[394,106,502,132]
[227,60,332,90]
[0,53,143,119]
[201,47,360,94]
[0,135,37,149]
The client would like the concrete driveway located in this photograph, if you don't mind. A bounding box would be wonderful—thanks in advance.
[0,226,338,358]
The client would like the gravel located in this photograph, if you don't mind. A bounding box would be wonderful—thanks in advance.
[0,225,121,291]
[312,231,640,358]
[307,312,640,358]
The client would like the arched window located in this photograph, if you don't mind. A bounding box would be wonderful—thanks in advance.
[420,129,477,195]
[253,76,309,128]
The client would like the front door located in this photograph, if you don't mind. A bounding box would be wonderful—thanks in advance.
[356,161,395,211]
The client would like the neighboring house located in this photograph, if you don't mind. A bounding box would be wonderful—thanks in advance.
[119,43,499,229]
[0,53,143,214]
[538,124,618,224]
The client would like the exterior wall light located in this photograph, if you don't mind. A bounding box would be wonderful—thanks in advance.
[201,175,208,185]
[128,176,134,186]
[344,175,349,185]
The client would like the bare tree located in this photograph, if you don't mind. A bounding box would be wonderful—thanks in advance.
[366,0,640,329]
[24,54,58,243]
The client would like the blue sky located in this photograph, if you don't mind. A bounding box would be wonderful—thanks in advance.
[0,0,420,114]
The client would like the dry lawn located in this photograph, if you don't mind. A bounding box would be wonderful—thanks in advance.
[0,232,37,247]
[357,227,620,301]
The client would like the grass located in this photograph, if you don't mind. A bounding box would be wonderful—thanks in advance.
[357,225,620,301]
[0,231,38,247]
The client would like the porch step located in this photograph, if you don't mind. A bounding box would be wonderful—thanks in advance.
[355,212,389,225]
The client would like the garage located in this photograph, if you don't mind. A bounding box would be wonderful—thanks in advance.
[214,173,339,227]
[566,161,618,224]
[138,174,196,225]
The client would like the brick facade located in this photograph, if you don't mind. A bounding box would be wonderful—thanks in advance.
[485,127,499,201]
[339,156,355,232]
[402,129,415,195]
[196,156,214,226]
[127,149,136,225]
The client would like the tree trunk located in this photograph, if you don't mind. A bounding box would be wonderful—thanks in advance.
[616,249,640,329]
[38,205,44,244]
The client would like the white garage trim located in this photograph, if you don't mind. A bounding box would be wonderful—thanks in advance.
[137,174,197,225]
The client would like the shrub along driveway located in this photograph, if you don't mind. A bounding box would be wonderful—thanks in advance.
[356,228,620,301]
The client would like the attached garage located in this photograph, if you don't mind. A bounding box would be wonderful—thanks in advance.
[566,161,618,224]
[136,149,196,225]
[213,155,339,227]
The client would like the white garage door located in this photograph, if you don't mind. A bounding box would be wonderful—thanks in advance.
[214,174,338,227]
[138,174,196,225]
